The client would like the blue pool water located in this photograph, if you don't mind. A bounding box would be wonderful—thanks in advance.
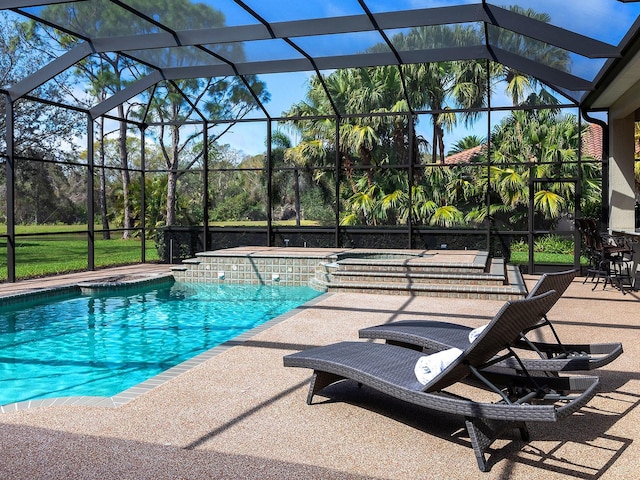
[0,282,321,406]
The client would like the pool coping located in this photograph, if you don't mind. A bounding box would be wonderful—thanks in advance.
[0,283,331,414]
[0,272,175,308]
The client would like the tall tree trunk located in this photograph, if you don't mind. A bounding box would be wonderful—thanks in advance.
[118,105,132,239]
[98,117,110,239]
[359,147,374,185]
[436,124,445,163]
[431,114,438,164]
[166,170,177,226]
[34,162,42,224]
[294,168,301,227]
[165,123,180,227]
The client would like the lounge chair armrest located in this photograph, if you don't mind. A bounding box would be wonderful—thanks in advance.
[554,375,600,420]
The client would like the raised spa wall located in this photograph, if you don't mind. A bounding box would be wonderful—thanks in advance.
[168,248,431,288]
[166,247,526,300]
[170,249,341,287]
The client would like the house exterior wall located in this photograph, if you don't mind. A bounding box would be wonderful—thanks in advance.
[609,114,637,231]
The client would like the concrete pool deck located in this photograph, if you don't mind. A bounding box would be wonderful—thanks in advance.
[0,263,639,479]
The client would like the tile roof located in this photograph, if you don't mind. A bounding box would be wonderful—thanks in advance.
[443,145,485,164]
[581,123,603,160]
[442,123,605,164]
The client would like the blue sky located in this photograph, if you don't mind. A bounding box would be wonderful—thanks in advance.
[215,0,640,157]
[11,1,638,156]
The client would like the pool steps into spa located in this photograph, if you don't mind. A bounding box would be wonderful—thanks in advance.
[312,256,525,300]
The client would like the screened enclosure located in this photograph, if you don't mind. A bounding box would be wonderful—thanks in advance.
[2,1,640,281]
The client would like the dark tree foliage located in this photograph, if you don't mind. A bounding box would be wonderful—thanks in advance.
[1,12,84,225]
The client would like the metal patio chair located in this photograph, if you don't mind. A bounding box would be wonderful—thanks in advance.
[577,218,633,294]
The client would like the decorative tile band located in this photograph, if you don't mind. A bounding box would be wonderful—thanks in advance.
[171,254,332,287]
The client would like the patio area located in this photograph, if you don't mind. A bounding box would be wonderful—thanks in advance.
[0,265,638,479]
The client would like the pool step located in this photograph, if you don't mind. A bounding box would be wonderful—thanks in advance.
[333,259,488,275]
[311,257,526,300]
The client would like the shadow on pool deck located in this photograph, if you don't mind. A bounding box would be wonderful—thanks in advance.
[0,264,639,479]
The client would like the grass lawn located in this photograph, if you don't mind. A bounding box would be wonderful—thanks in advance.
[510,251,588,265]
[0,222,324,281]
[0,226,159,281]
[210,220,322,227]
[1,223,587,281]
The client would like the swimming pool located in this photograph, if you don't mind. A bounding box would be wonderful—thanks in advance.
[0,281,321,407]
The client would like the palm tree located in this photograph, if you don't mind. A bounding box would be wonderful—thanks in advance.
[447,135,485,155]
[272,129,319,226]
[284,7,576,229]
[467,110,602,228]
[490,7,570,105]
[392,25,487,163]
[285,54,484,226]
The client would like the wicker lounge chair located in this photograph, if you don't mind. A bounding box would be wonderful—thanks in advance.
[359,269,622,372]
[284,291,600,472]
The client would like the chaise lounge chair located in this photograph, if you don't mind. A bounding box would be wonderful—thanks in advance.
[359,269,622,372]
[284,291,600,472]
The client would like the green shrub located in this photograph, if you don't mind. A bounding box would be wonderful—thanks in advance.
[511,239,528,253]
[533,234,574,254]
[510,234,587,265]
[512,234,574,255]
[301,189,335,225]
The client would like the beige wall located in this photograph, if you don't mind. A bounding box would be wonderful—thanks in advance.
[609,114,636,231]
